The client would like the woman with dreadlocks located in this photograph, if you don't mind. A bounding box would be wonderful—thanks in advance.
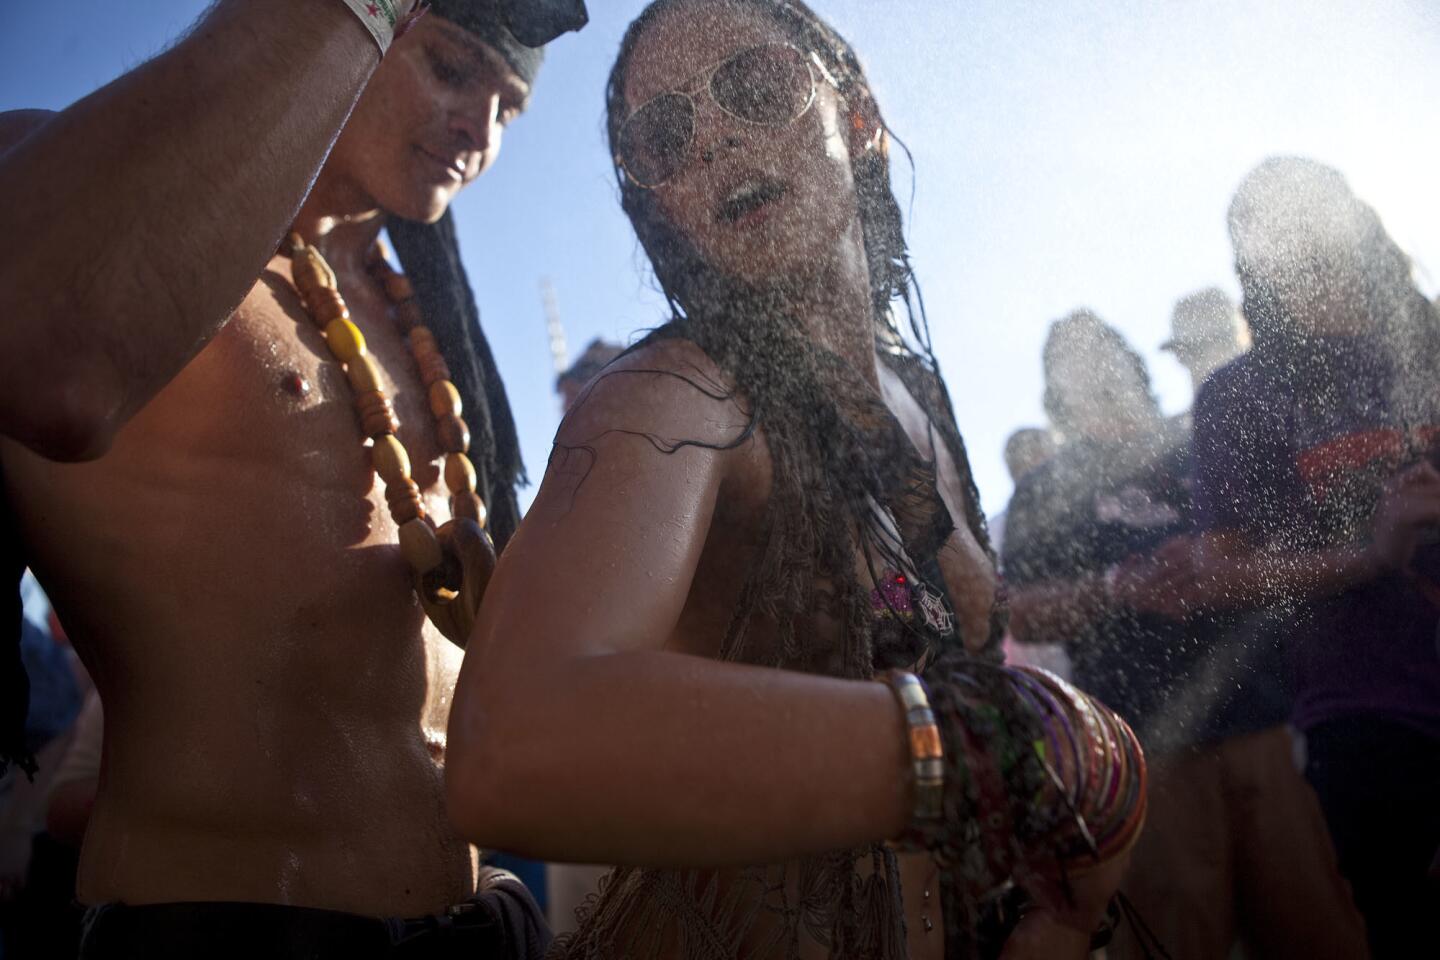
[447,2,1148,957]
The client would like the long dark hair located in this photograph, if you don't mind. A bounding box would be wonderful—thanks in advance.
[598,0,999,671]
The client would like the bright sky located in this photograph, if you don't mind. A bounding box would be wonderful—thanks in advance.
[4,0,1437,515]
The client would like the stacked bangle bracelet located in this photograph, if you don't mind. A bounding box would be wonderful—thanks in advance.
[882,669,946,849]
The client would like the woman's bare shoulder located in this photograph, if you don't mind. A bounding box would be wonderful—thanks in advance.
[556,335,755,455]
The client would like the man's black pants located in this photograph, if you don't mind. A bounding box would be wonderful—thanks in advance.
[77,870,551,960]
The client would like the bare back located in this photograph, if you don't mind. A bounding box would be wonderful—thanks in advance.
[1,255,473,916]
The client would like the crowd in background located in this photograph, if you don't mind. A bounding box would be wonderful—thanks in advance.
[996,156,1440,958]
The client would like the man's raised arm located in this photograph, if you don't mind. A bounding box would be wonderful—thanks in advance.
[0,0,415,460]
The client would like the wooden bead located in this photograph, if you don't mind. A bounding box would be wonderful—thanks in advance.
[324,317,367,363]
[409,335,441,362]
[450,490,488,528]
[444,452,477,494]
[384,273,414,302]
[371,434,412,486]
[409,325,438,353]
[428,380,462,419]
[385,476,425,524]
[436,414,470,454]
[394,299,424,333]
[292,245,337,292]
[347,354,383,394]
[398,518,443,573]
[354,390,399,438]
[308,290,349,325]
[418,354,452,388]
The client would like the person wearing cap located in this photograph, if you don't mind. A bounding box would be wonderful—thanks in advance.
[1160,287,1251,396]
[0,1,583,955]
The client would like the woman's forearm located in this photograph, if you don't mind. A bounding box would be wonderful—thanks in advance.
[446,648,911,867]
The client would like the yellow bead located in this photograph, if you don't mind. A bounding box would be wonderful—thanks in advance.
[347,354,383,394]
[428,380,462,420]
[398,518,443,573]
[371,434,412,486]
[324,317,367,364]
[444,452,477,494]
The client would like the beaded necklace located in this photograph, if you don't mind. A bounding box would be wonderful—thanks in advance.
[284,232,489,628]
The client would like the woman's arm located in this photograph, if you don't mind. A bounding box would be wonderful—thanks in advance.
[445,344,911,866]
[0,0,396,460]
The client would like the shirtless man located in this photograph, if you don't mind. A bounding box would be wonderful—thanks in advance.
[0,1,581,954]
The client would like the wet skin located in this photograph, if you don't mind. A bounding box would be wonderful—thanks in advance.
[0,15,525,917]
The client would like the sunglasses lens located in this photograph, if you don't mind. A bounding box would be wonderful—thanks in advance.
[710,44,814,124]
[619,93,695,187]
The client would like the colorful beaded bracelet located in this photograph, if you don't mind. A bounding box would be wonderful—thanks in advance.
[881,669,946,850]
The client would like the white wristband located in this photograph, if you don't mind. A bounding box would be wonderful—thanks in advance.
[339,0,410,55]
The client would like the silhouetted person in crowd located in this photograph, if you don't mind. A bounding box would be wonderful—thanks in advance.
[1161,287,1250,397]
[994,426,1065,674]
[1005,309,1366,959]
[990,426,1058,559]
[1192,156,1440,957]
[1005,427,1058,485]
[555,339,625,413]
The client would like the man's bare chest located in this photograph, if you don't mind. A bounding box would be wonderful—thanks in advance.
[171,262,448,498]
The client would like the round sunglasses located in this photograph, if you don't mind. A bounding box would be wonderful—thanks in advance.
[616,42,839,189]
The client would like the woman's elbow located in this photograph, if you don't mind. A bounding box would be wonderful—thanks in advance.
[444,684,535,849]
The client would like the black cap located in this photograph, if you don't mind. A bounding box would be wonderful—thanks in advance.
[501,0,588,47]
[426,0,588,83]
[427,0,547,87]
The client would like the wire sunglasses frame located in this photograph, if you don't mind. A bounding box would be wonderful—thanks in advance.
[615,41,842,189]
